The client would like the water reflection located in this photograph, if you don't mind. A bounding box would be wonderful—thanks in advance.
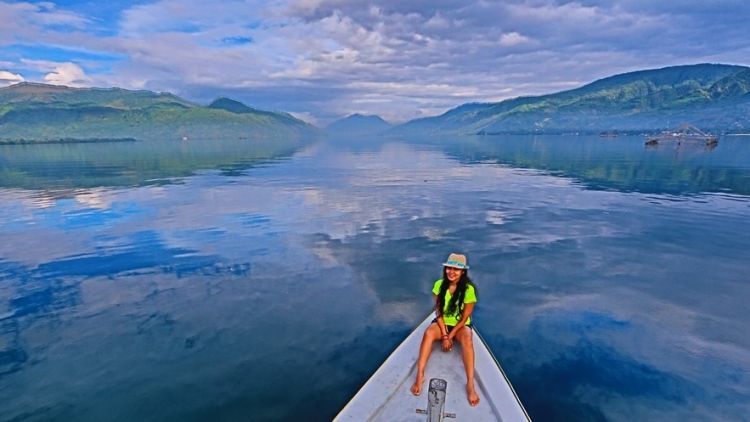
[0,136,748,421]
[401,134,750,196]
[0,137,307,190]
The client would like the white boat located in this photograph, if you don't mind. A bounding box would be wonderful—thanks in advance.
[335,314,531,421]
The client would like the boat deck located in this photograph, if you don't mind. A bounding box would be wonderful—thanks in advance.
[335,315,530,421]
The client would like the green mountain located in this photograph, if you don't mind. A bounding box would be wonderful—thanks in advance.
[391,64,750,135]
[326,113,392,136]
[0,83,316,143]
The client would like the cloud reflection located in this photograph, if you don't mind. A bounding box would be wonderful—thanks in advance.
[0,137,748,420]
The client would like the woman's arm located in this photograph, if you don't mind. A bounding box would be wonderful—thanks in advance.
[434,294,452,350]
[447,303,475,342]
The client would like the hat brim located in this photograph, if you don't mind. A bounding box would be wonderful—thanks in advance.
[442,263,469,269]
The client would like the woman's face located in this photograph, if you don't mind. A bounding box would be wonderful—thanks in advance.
[445,266,464,283]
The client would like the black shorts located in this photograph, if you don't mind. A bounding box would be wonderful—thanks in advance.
[431,318,472,333]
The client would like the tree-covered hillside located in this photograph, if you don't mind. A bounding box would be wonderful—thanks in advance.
[391,64,750,135]
[0,83,316,142]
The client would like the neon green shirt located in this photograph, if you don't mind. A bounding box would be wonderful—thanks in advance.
[432,279,477,326]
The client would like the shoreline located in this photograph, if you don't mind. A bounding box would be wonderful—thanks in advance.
[0,137,138,145]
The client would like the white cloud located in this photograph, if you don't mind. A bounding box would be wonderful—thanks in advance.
[19,59,91,87]
[0,1,89,43]
[423,12,454,30]
[0,70,24,86]
[43,62,90,87]
[499,31,531,47]
[32,1,89,28]
[288,111,319,126]
[2,0,749,123]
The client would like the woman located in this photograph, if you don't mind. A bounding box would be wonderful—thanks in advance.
[410,253,480,406]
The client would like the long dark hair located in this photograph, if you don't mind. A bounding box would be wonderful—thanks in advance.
[436,268,476,318]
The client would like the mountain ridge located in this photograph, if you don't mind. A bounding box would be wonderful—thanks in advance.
[4,63,750,142]
[0,83,316,142]
[391,63,750,135]
[326,113,392,136]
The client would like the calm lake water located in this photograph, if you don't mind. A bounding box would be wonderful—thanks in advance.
[1,135,749,421]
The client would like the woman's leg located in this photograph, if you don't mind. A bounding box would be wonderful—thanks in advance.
[410,323,442,395]
[455,326,480,406]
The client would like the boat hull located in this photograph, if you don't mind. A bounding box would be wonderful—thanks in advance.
[335,314,530,421]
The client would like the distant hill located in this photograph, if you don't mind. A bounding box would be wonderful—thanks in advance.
[207,97,292,118]
[391,64,750,135]
[0,83,316,142]
[326,113,392,136]
[0,82,196,109]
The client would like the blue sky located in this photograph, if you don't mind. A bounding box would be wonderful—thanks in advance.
[1,0,749,124]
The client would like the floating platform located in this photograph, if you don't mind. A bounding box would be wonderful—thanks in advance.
[645,123,718,146]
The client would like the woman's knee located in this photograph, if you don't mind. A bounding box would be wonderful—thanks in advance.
[423,323,442,341]
[455,327,473,345]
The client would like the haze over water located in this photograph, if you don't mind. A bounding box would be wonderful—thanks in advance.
[0,135,748,421]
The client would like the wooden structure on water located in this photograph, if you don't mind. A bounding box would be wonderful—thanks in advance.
[645,123,718,147]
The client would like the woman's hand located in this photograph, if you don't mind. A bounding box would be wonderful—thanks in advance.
[441,336,453,351]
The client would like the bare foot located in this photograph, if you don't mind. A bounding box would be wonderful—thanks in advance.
[467,383,480,406]
[410,374,424,396]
